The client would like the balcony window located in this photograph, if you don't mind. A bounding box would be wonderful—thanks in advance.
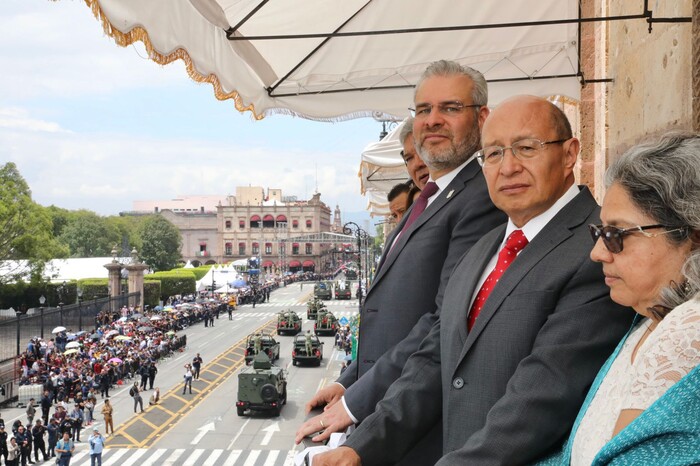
[292,243,299,255]
[305,243,313,254]
[225,220,232,229]
[239,220,245,229]
[238,242,245,255]
[252,242,259,255]
[292,220,299,229]
[265,243,272,255]
[306,219,312,228]
[225,242,232,255]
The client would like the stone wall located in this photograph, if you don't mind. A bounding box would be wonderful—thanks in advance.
[579,0,693,202]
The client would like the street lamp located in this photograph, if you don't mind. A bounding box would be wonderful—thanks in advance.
[58,281,66,327]
[15,309,22,356]
[77,287,83,331]
[39,295,46,339]
[343,222,369,309]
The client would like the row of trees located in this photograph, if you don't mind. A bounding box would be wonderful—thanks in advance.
[0,162,182,286]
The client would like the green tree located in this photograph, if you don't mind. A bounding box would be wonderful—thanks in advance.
[139,215,182,271]
[0,162,68,284]
[58,210,113,257]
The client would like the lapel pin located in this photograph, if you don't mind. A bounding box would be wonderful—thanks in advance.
[446,189,455,199]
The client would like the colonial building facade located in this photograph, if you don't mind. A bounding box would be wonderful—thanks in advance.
[135,187,335,273]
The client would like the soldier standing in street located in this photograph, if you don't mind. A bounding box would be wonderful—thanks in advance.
[147,362,158,391]
[192,354,203,380]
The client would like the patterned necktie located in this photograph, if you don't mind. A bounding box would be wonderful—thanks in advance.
[398,181,439,235]
[467,229,528,331]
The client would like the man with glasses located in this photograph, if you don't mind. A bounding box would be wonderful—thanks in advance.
[297,60,506,464]
[312,95,633,465]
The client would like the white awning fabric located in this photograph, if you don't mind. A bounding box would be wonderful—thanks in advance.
[86,0,581,121]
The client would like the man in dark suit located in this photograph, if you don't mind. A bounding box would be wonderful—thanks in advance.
[296,61,506,461]
[313,96,634,465]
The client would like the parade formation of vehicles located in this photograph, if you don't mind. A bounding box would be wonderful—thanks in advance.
[237,353,287,416]
[292,333,324,366]
[307,297,326,320]
[244,332,281,364]
[334,280,352,300]
[313,281,333,300]
[276,309,302,335]
[314,309,339,336]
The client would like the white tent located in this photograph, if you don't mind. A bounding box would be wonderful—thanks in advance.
[83,0,581,121]
[359,119,409,216]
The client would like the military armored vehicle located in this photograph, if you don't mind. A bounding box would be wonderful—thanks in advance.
[292,332,324,366]
[276,309,302,335]
[334,280,352,300]
[244,332,281,365]
[313,281,333,300]
[306,297,326,320]
[344,269,358,280]
[236,353,287,416]
[314,309,339,336]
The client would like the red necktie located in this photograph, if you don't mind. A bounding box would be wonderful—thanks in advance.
[467,229,528,331]
[398,181,438,235]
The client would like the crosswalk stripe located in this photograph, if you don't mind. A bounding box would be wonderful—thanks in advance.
[119,448,148,466]
[263,450,280,466]
[103,448,129,465]
[141,448,167,466]
[243,450,262,466]
[222,449,243,466]
[70,448,295,465]
[182,448,205,465]
[162,448,186,465]
[203,449,224,465]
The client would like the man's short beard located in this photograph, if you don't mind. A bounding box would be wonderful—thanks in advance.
[418,120,481,173]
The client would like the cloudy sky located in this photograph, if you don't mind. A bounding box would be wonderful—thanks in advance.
[1,1,384,219]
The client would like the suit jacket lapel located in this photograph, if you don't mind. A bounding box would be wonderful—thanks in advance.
[377,161,481,282]
[457,187,597,361]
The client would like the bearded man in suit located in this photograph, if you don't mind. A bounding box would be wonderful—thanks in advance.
[312,96,634,465]
[297,60,507,464]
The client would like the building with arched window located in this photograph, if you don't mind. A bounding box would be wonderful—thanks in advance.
[132,186,336,272]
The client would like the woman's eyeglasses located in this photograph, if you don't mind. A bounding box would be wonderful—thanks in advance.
[588,224,687,253]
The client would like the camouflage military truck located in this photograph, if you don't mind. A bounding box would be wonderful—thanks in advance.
[314,281,333,300]
[276,309,302,335]
[244,332,281,364]
[306,297,327,320]
[334,280,352,300]
[236,353,287,416]
[292,332,324,366]
[314,309,339,336]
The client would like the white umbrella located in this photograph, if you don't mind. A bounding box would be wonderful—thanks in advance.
[83,0,581,121]
[65,341,81,349]
[52,326,67,334]
[149,315,163,321]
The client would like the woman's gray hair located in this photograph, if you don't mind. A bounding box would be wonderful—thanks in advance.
[605,131,700,316]
[414,60,488,107]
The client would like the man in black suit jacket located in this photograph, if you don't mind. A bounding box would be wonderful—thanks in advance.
[313,96,634,465]
[296,61,506,462]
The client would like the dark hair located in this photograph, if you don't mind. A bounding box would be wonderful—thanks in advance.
[387,182,411,203]
[406,183,421,210]
[606,131,700,317]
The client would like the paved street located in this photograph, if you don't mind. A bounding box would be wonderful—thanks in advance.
[1,284,360,465]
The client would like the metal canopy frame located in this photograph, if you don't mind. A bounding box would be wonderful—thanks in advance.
[225,0,691,97]
[280,231,357,244]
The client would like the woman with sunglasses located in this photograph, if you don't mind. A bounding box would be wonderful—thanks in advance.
[542,132,700,465]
